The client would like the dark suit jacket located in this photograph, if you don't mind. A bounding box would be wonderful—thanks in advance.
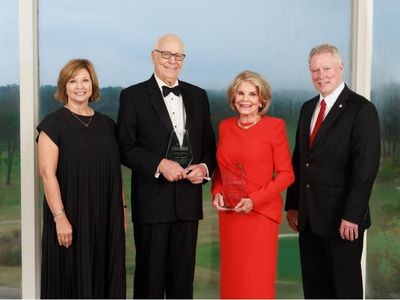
[117,75,216,224]
[285,85,380,237]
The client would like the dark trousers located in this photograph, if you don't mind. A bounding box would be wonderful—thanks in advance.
[133,220,199,299]
[299,223,364,299]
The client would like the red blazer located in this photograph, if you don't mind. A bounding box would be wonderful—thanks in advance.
[212,116,294,223]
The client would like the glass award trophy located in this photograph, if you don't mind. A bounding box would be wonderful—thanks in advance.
[165,129,193,168]
[222,163,247,209]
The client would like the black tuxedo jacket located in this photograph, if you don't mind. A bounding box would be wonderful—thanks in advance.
[117,75,216,224]
[285,85,380,237]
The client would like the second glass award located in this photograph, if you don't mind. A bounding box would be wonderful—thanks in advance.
[222,163,247,209]
[165,129,193,168]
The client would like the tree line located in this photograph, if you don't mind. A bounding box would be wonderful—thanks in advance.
[0,85,19,185]
[0,84,399,185]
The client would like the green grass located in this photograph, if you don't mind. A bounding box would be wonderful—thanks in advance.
[277,237,302,282]
[0,154,21,292]
[0,266,21,288]
[366,182,400,298]
[0,160,21,220]
[196,242,219,271]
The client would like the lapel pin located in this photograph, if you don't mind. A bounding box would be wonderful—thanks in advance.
[339,104,343,108]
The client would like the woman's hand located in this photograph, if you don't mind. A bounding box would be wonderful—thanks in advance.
[212,193,229,211]
[233,198,254,214]
[55,214,73,248]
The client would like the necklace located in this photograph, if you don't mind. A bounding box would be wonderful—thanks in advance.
[71,111,93,127]
[66,108,93,127]
[65,104,94,127]
[237,116,262,129]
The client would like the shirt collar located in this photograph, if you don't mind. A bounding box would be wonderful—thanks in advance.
[154,73,179,96]
[319,81,345,107]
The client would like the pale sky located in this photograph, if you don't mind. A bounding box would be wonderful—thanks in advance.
[371,0,400,88]
[0,0,398,90]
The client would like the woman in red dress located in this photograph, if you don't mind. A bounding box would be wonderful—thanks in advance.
[211,70,294,298]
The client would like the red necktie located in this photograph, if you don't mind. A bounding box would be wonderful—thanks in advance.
[310,99,326,146]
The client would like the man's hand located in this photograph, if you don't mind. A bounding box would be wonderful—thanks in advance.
[286,210,299,232]
[158,159,187,182]
[339,219,359,241]
[185,164,207,184]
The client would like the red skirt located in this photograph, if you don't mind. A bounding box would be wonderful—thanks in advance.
[219,210,279,299]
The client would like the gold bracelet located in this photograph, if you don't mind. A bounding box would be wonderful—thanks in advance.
[52,209,65,218]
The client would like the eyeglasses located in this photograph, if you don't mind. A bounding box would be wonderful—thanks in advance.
[154,50,186,61]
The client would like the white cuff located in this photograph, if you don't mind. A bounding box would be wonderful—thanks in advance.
[155,164,161,178]
[200,163,211,181]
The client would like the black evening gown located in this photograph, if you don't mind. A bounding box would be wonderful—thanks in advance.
[37,107,126,299]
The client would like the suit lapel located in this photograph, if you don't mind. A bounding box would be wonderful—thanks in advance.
[147,76,174,132]
[311,86,350,149]
[180,81,194,134]
[301,97,318,148]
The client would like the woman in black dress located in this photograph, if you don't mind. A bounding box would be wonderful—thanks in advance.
[37,59,126,298]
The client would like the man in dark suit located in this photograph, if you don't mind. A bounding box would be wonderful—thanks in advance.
[117,34,216,298]
[285,44,380,299]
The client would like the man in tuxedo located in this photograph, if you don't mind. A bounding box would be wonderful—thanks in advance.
[285,44,380,298]
[117,34,216,298]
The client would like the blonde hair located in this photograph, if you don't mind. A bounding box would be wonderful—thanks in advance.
[308,44,343,65]
[227,70,272,115]
[55,58,100,103]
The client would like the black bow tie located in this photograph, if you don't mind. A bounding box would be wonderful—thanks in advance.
[162,85,181,97]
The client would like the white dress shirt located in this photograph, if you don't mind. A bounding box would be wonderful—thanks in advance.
[310,81,345,133]
[155,75,186,145]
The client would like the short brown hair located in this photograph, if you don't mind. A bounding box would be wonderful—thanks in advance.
[227,70,272,115]
[55,58,100,103]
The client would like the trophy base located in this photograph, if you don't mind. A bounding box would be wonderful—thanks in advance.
[222,205,235,211]
[222,194,243,210]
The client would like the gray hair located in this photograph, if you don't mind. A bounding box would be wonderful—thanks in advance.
[308,44,343,65]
